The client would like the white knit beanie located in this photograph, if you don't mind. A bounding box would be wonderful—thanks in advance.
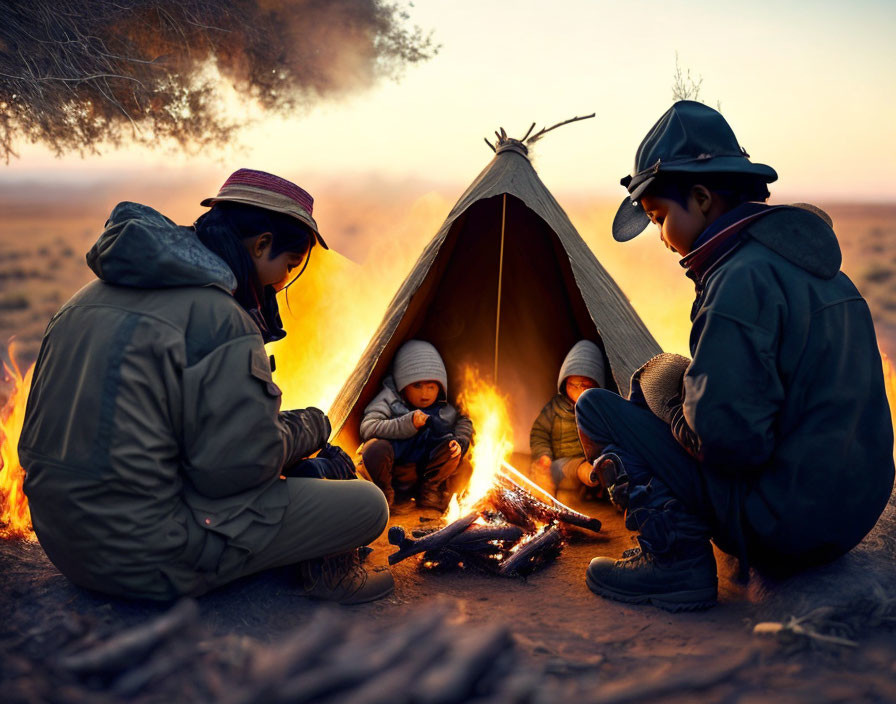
[393,340,448,395]
[557,340,606,392]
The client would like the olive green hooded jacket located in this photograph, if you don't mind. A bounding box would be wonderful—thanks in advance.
[19,203,329,599]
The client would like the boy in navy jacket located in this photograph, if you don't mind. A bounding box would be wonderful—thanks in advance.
[577,101,894,611]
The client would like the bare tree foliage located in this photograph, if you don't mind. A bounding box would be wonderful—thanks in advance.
[0,0,437,161]
[671,51,722,112]
[671,51,704,102]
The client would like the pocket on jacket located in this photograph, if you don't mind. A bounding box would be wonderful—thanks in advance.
[249,347,282,398]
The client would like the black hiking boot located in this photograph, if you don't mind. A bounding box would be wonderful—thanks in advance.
[585,544,717,612]
[300,549,395,605]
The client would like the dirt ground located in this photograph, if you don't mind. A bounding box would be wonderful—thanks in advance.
[2,485,895,703]
[2,195,896,701]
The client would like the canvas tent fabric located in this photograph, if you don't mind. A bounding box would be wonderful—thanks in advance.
[329,140,662,452]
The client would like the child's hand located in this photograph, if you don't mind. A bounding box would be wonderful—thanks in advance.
[532,455,554,494]
[412,410,429,429]
[448,440,461,458]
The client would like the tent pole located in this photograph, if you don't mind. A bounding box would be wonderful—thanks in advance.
[494,194,507,384]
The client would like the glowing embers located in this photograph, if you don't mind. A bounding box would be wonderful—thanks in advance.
[388,467,600,577]
[0,343,36,541]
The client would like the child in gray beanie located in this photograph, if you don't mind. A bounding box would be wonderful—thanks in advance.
[359,340,474,511]
[530,340,606,497]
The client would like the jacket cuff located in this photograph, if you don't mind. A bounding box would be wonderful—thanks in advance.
[397,411,419,436]
[670,403,701,460]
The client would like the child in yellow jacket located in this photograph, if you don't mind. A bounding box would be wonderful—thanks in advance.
[530,340,605,495]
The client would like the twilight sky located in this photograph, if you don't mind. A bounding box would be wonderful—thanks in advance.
[3,0,895,202]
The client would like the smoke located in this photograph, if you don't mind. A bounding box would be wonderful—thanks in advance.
[0,0,437,159]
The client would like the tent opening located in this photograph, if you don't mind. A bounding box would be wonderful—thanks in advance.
[336,194,615,453]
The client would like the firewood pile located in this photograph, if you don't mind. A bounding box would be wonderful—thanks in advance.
[0,598,555,704]
[389,471,601,576]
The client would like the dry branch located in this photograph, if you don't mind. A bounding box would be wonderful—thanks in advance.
[584,647,759,704]
[752,582,896,651]
[412,625,514,704]
[526,113,596,144]
[55,598,198,675]
[483,113,595,153]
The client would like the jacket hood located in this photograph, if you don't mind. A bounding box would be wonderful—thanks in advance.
[746,205,841,279]
[557,340,606,392]
[392,340,448,395]
[87,202,237,290]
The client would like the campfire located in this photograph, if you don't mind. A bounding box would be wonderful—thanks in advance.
[388,367,601,576]
[0,344,35,541]
[389,464,601,576]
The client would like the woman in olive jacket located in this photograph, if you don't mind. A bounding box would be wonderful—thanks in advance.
[19,170,392,603]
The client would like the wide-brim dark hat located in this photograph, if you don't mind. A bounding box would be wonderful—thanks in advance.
[613,101,778,242]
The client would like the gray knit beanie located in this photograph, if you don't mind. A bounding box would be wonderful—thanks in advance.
[557,340,606,392]
[393,340,449,395]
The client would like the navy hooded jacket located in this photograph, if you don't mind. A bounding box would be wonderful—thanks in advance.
[675,204,893,566]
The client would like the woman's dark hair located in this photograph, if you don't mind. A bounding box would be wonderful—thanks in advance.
[194,201,313,342]
[645,172,771,211]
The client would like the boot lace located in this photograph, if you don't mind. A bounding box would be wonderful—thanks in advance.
[618,550,656,570]
[305,551,369,594]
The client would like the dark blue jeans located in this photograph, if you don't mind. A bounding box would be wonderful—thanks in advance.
[576,389,712,558]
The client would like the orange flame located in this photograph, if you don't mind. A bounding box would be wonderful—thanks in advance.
[884,352,896,459]
[444,366,514,522]
[269,191,452,414]
[0,344,36,541]
[268,250,375,412]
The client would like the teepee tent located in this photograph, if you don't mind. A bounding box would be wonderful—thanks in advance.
[330,124,662,452]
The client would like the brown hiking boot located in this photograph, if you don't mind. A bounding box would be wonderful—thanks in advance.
[418,480,450,511]
[377,481,395,508]
[300,549,394,604]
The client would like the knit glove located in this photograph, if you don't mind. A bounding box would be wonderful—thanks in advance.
[629,353,690,424]
[316,443,358,480]
[280,407,331,466]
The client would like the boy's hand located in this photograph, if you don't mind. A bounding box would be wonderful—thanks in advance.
[412,410,429,429]
[448,440,461,458]
[536,455,551,469]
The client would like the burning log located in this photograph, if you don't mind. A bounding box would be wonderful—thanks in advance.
[485,472,602,535]
[418,523,527,572]
[442,523,525,549]
[388,512,479,565]
[498,526,564,577]
[390,518,524,569]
